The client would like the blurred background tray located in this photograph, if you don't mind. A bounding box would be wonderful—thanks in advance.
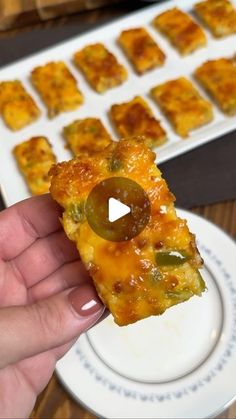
[0,0,122,30]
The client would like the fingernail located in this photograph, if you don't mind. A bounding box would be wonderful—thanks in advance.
[68,284,104,317]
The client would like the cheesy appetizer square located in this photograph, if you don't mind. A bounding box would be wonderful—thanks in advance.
[195,58,236,115]
[31,61,83,118]
[195,0,236,37]
[153,7,207,55]
[151,77,213,137]
[73,43,127,93]
[63,118,112,156]
[50,137,205,326]
[0,80,40,131]
[110,96,167,148]
[118,27,166,74]
[13,136,56,195]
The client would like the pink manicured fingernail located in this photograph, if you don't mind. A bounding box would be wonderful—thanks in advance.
[68,284,103,317]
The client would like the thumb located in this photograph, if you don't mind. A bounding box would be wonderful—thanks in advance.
[0,283,104,369]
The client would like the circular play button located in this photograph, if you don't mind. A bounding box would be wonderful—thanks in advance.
[85,177,151,242]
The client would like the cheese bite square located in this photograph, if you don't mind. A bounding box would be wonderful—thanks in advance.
[0,80,40,131]
[110,96,167,148]
[153,7,207,55]
[63,118,112,156]
[151,77,213,137]
[31,61,83,118]
[73,43,127,93]
[195,0,236,38]
[13,136,56,195]
[50,137,205,326]
[195,58,236,115]
[118,27,166,74]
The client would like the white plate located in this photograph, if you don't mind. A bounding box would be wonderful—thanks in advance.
[0,0,236,207]
[56,209,236,419]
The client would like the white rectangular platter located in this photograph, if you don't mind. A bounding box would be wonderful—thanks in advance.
[0,0,236,207]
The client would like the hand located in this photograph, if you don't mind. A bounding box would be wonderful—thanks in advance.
[0,194,105,418]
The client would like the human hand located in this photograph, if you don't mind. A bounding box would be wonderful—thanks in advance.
[0,194,105,418]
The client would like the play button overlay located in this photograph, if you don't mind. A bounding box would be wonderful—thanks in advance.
[108,198,131,222]
[85,177,150,242]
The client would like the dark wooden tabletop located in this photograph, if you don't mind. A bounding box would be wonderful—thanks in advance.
[0,3,236,418]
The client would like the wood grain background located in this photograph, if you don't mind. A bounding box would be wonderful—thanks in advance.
[0,0,120,30]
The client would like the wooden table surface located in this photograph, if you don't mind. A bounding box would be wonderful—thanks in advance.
[1,3,236,419]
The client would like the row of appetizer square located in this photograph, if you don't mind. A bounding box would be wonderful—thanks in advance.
[12,56,236,195]
[0,0,236,130]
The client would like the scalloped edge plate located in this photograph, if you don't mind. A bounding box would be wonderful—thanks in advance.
[56,209,236,419]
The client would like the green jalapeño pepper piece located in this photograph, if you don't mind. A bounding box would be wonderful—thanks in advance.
[155,250,190,266]
[68,202,85,223]
[108,156,123,172]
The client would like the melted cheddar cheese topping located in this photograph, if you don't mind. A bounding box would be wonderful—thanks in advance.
[151,77,213,137]
[0,80,40,131]
[31,61,83,118]
[153,7,207,55]
[118,27,165,74]
[195,0,236,38]
[14,136,56,195]
[50,137,205,326]
[74,43,127,93]
[195,58,236,115]
[63,118,112,156]
[110,96,167,148]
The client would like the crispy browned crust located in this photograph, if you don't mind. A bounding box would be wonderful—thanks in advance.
[13,136,56,195]
[50,137,205,326]
[31,61,83,118]
[74,43,127,93]
[151,77,214,137]
[63,118,112,156]
[195,58,236,115]
[195,0,236,37]
[0,80,40,130]
[153,7,207,55]
[118,27,166,74]
[110,96,167,148]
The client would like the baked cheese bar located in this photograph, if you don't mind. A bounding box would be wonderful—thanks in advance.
[0,80,40,130]
[110,96,167,147]
[50,137,205,326]
[195,58,236,115]
[118,27,166,74]
[63,118,112,156]
[13,136,56,195]
[153,7,207,55]
[31,61,83,118]
[195,0,236,38]
[151,77,213,137]
[73,43,127,93]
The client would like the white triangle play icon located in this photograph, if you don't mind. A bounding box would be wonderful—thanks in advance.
[108,197,131,222]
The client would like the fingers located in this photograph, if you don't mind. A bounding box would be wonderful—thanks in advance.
[52,338,78,362]
[11,338,78,407]
[0,194,62,261]
[29,260,89,302]
[0,283,104,369]
[9,229,79,288]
